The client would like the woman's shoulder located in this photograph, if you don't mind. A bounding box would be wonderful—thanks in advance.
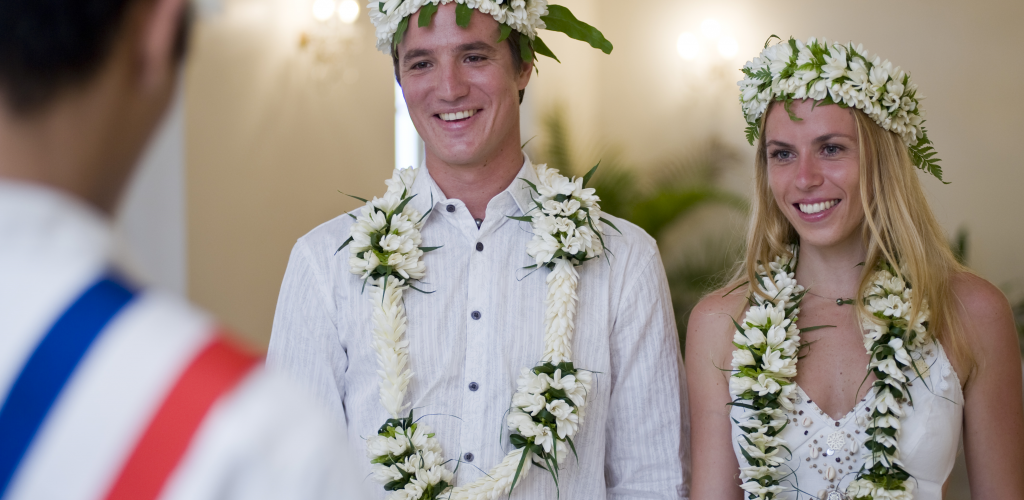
[688,283,750,341]
[948,271,1016,346]
[949,271,1013,318]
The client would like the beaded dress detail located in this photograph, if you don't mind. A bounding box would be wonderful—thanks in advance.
[730,341,963,499]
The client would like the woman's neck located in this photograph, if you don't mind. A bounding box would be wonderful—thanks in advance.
[794,239,867,299]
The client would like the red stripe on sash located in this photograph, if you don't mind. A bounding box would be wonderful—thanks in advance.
[103,335,258,500]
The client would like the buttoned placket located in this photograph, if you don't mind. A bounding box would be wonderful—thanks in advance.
[453,190,521,480]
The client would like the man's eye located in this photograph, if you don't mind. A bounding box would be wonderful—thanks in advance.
[465,55,485,63]
[409,61,430,70]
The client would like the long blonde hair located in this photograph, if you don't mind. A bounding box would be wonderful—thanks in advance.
[735,103,974,372]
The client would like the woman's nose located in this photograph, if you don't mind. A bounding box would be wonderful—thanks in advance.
[794,155,824,191]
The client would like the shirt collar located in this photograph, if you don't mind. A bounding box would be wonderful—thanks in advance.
[406,154,540,222]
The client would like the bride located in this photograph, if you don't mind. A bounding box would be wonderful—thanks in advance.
[686,37,1024,499]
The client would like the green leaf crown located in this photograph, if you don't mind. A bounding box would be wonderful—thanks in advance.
[738,36,946,182]
[369,0,613,64]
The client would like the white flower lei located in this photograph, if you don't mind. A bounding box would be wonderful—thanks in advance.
[347,164,612,500]
[737,37,944,182]
[730,248,930,500]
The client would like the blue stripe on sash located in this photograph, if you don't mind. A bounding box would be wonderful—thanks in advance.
[0,276,136,498]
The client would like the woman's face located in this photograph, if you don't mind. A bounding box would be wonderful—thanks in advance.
[764,99,865,251]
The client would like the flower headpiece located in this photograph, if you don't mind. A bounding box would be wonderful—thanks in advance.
[738,36,945,182]
[368,0,612,63]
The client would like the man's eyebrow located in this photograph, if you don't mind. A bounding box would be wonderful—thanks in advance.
[455,41,497,54]
[403,48,433,64]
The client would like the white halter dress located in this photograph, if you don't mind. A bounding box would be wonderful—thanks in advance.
[730,340,964,499]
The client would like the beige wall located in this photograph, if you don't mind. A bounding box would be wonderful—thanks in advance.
[187,0,1024,349]
[186,0,394,347]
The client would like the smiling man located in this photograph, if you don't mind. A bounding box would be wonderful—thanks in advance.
[269,2,689,499]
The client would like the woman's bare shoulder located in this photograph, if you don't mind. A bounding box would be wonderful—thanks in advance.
[949,271,1016,353]
[688,284,750,342]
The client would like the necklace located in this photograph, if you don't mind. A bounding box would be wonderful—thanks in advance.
[730,247,930,500]
[805,290,856,306]
[345,164,610,500]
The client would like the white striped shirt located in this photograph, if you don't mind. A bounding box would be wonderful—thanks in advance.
[268,158,690,499]
[0,180,367,500]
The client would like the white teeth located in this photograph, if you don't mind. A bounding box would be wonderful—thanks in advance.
[798,199,839,214]
[439,109,477,121]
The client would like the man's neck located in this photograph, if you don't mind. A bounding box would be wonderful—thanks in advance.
[425,146,525,221]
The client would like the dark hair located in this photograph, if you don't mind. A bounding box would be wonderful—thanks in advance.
[392,28,527,104]
[0,0,192,115]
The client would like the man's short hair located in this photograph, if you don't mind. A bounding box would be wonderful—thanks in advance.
[0,0,192,116]
[391,29,527,104]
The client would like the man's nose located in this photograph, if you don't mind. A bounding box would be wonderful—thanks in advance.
[436,61,470,102]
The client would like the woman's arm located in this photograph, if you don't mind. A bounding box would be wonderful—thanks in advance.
[953,273,1024,496]
[685,290,748,499]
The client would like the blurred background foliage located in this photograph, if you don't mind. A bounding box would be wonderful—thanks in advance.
[538,106,748,353]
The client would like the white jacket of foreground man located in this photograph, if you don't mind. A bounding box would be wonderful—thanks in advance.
[0,180,369,500]
[268,157,690,500]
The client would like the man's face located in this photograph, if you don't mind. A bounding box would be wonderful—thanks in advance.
[396,3,531,167]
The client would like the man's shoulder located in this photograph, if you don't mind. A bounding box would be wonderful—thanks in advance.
[599,213,660,270]
[290,209,361,265]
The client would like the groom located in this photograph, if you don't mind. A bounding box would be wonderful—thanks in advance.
[269,2,689,498]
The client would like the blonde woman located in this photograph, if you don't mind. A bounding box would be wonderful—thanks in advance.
[686,38,1024,499]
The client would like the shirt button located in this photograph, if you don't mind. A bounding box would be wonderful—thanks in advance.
[446,204,456,213]
[468,382,479,391]
[463,452,474,462]
[475,242,484,252]
[471,311,481,320]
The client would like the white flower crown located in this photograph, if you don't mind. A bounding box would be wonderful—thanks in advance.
[738,37,945,182]
[367,0,612,62]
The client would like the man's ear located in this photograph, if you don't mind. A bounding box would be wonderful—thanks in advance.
[517,60,534,91]
[139,0,188,91]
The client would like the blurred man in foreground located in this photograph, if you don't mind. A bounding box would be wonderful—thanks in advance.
[0,1,365,499]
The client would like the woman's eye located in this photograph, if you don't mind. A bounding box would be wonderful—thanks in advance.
[770,150,793,160]
[823,144,842,156]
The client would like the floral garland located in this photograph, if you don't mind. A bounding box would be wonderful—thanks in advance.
[367,0,613,62]
[345,163,612,500]
[737,37,944,181]
[730,249,930,500]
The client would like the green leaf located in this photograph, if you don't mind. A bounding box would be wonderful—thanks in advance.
[598,217,621,234]
[419,246,442,253]
[340,191,368,203]
[455,2,473,28]
[764,34,781,49]
[507,447,531,499]
[520,36,535,64]
[418,2,438,27]
[518,177,539,193]
[744,124,760,145]
[497,23,514,43]
[336,236,354,255]
[532,36,560,62]
[541,5,613,54]
[581,161,600,188]
[391,194,417,218]
[393,15,410,49]
[799,325,836,333]
[507,215,534,223]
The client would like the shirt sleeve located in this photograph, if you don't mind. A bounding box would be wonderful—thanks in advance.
[604,250,690,500]
[266,239,348,429]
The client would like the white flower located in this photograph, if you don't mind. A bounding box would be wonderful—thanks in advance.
[732,348,755,368]
[751,374,781,396]
[513,391,547,416]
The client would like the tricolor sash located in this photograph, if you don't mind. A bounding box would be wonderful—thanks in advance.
[0,275,257,500]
